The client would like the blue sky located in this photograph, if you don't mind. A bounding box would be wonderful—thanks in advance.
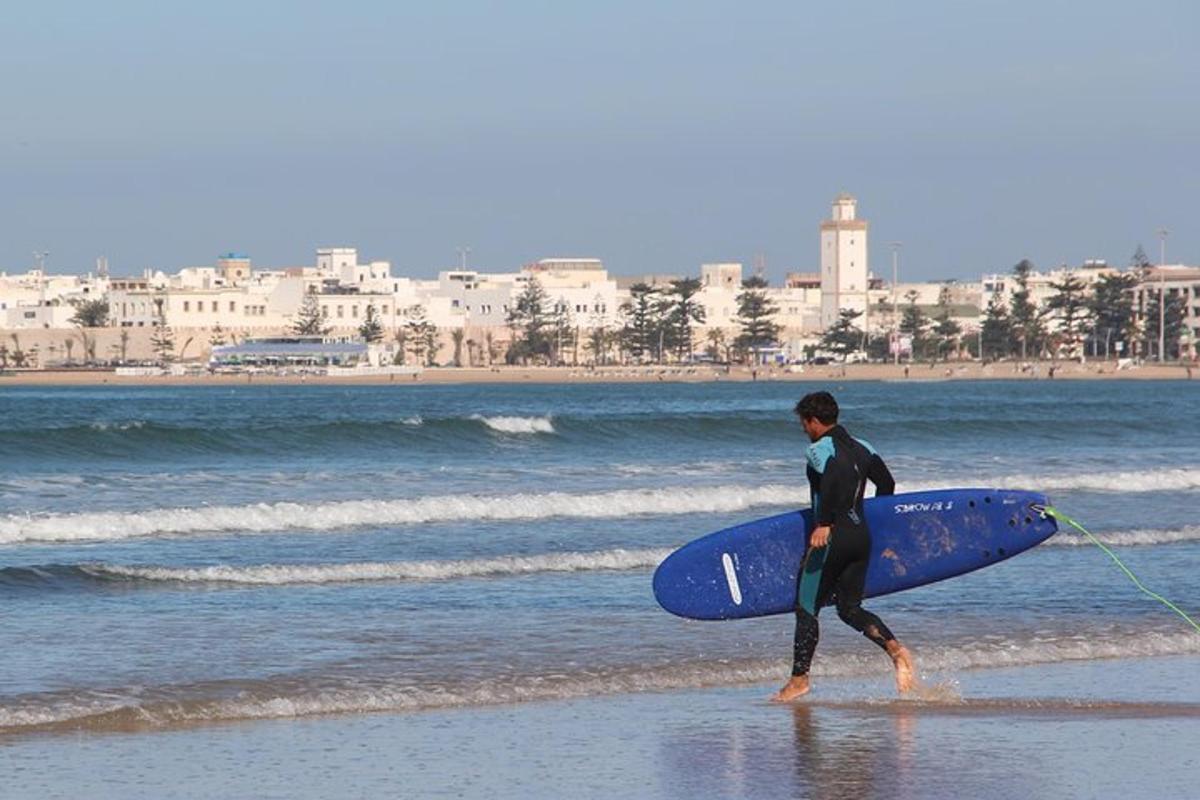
[1,1,1196,282]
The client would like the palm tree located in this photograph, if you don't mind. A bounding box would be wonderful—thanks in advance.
[451,329,465,367]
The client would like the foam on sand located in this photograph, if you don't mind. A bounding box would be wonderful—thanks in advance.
[2,629,1197,735]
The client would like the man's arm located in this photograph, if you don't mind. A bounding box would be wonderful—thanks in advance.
[867,453,896,496]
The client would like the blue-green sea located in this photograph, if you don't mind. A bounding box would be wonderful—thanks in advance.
[1,379,1197,798]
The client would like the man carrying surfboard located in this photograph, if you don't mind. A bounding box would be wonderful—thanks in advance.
[773,391,916,701]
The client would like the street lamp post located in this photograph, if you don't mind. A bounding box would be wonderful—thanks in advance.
[890,242,902,365]
[1157,228,1169,362]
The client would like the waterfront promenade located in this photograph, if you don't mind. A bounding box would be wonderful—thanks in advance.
[1,361,1193,386]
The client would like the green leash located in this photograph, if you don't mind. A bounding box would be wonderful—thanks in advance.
[1037,505,1200,634]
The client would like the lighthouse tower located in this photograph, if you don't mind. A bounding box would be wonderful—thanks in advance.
[819,192,869,330]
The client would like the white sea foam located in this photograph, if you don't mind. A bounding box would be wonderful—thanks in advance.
[1046,526,1200,548]
[903,467,1200,495]
[3,630,1198,733]
[4,465,1200,545]
[470,414,555,434]
[85,547,671,585]
[401,416,424,426]
[85,420,147,431]
[0,484,805,544]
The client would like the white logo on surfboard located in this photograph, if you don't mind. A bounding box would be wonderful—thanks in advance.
[721,552,743,605]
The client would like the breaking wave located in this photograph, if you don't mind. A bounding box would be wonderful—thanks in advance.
[902,467,1200,495]
[0,484,803,544]
[1044,526,1200,548]
[0,548,670,590]
[469,415,555,434]
[4,466,1200,545]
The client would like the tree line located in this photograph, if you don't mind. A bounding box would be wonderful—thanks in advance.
[503,275,783,366]
[820,252,1190,363]
[976,254,1188,361]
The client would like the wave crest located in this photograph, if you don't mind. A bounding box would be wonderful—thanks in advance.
[83,548,671,586]
[470,415,555,434]
[0,484,803,544]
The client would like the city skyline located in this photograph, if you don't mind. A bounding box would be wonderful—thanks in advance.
[2,1,1196,282]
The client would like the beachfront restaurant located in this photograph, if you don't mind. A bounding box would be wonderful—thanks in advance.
[209,337,368,369]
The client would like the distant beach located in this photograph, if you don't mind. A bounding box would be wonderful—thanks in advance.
[1,360,1195,386]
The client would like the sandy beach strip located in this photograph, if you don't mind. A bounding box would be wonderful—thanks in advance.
[0,361,1196,387]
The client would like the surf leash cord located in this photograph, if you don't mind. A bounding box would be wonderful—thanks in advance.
[1034,504,1200,635]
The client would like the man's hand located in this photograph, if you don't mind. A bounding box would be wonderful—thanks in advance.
[810,525,832,548]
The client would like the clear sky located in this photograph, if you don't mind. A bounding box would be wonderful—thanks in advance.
[2,1,1196,282]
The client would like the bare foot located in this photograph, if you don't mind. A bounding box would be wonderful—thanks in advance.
[887,643,916,694]
[771,675,811,702]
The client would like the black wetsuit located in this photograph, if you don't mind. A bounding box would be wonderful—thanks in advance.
[793,424,897,676]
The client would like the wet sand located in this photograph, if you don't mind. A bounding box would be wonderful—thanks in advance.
[6,655,1198,800]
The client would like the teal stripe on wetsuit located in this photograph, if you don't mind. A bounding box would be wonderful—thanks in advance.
[797,434,878,614]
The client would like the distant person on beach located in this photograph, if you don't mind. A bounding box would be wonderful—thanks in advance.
[773,391,916,702]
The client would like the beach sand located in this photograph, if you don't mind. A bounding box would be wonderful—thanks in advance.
[2,360,1196,387]
[6,654,1198,800]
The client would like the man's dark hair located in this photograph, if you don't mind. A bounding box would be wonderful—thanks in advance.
[794,391,839,424]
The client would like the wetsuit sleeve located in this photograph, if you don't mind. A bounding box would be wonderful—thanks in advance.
[814,451,855,527]
[806,439,840,526]
[854,437,895,497]
[868,454,895,496]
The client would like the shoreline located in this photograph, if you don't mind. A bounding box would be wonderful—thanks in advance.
[0,361,1195,386]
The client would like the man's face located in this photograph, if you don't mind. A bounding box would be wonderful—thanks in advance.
[799,415,821,442]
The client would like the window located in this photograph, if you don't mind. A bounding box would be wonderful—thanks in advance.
[230,301,236,312]
[322,305,329,317]
[183,301,190,312]
[337,306,344,319]
[352,306,358,318]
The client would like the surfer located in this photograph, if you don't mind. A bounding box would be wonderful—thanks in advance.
[773,391,916,702]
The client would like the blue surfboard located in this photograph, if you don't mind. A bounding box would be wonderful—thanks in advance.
[652,488,1057,620]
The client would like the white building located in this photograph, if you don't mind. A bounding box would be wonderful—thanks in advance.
[1136,265,1200,359]
[521,258,621,328]
[819,193,869,329]
[0,268,110,329]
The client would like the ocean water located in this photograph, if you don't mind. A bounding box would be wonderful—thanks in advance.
[1,380,1198,798]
